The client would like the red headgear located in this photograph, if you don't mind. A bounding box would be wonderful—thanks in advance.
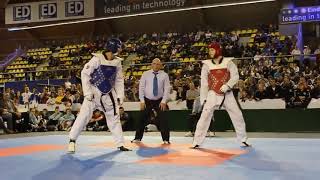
[208,43,222,58]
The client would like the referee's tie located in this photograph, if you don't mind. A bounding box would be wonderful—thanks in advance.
[153,72,158,96]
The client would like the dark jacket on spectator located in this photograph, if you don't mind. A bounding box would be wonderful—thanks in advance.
[280,83,294,102]
[311,86,320,99]
[29,93,40,103]
[292,86,311,108]
[254,89,268,100]
[266,85,282,99]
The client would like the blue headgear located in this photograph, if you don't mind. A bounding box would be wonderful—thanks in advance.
[104,38,122,54]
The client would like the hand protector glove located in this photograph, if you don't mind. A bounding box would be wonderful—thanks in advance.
[220,85,230,93]
[85,94,94,101]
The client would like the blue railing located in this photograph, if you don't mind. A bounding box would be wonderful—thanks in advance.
[0,48,25,71]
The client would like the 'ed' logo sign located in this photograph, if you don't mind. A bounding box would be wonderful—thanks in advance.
[39,3,57,19]
[13,5,31,21]
[65,1,84,17]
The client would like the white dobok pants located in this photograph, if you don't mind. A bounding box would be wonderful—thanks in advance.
[193,91,247,146]
[69,89,124,147]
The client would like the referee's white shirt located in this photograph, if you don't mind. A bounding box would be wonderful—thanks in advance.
[139,70,170,104]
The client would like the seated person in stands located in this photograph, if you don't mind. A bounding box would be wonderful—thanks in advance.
[55,88,65,104]
[119,107,130,131]
[39,87,50,104]
[61,89,74,105]
[46,93,56,106]
[58,108,75,131]
[0,116,14,134]
[3,93,21,131]
[311,77,320,99]
[280,75,295,107]
[14,91,23,105]
[239,89,252,102]
[292,80,311,108]
[244,77,256,97]
[266,78,281,99]
[47,106,63,130]
[125,86,139,102]
[0,94,16,132]
[21,86,32,106]
[70,84,78,95]
[73,91,84,104]
[186,82,200,110]
[29,88,40,105]
[64,77,72,90]
[29,108,46,132]
[49,86,56,97]
[254,83,268,101]
[41,108,49,121]
[87,110,107,131]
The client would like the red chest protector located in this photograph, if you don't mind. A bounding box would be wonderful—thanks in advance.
[208,69,230,95]
[204,59,231,95]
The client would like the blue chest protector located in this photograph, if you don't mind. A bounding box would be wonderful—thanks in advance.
[90,65,117,94]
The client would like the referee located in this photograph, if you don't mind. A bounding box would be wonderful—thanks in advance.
[132,58,171,144]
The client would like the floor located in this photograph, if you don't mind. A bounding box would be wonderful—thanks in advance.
[0,132,319,180]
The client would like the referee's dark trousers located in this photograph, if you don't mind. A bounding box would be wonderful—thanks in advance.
[134,97,170,141]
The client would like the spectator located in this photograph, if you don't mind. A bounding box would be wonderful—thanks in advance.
[29,88,40,106]
[303,45,312,66]
[311,77,320,99]
[186,82,200,109]
[41,108,50,121]
[87,110,107,131]
[39,87,50,104]
[3,93,21,131]
[291,45,302,64]
[46,93,56,106]
[70,84,78,95]
[254,51,263,62]
[29,108,46,132]
[266,78,281,99]
[254,83,268,101]
[292,80,311,108]
[281,75,295,107]
[65,77,72,90]
[0,116,14,134]
[73,91,84,104]
[239,89,251,102]
[14,91,23,105]
[47,106,63,129]
[61,89,74,105]
[55,88,65,104]
[58,108,75,131]
[0,94,15,132]
[21,86,32,106]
